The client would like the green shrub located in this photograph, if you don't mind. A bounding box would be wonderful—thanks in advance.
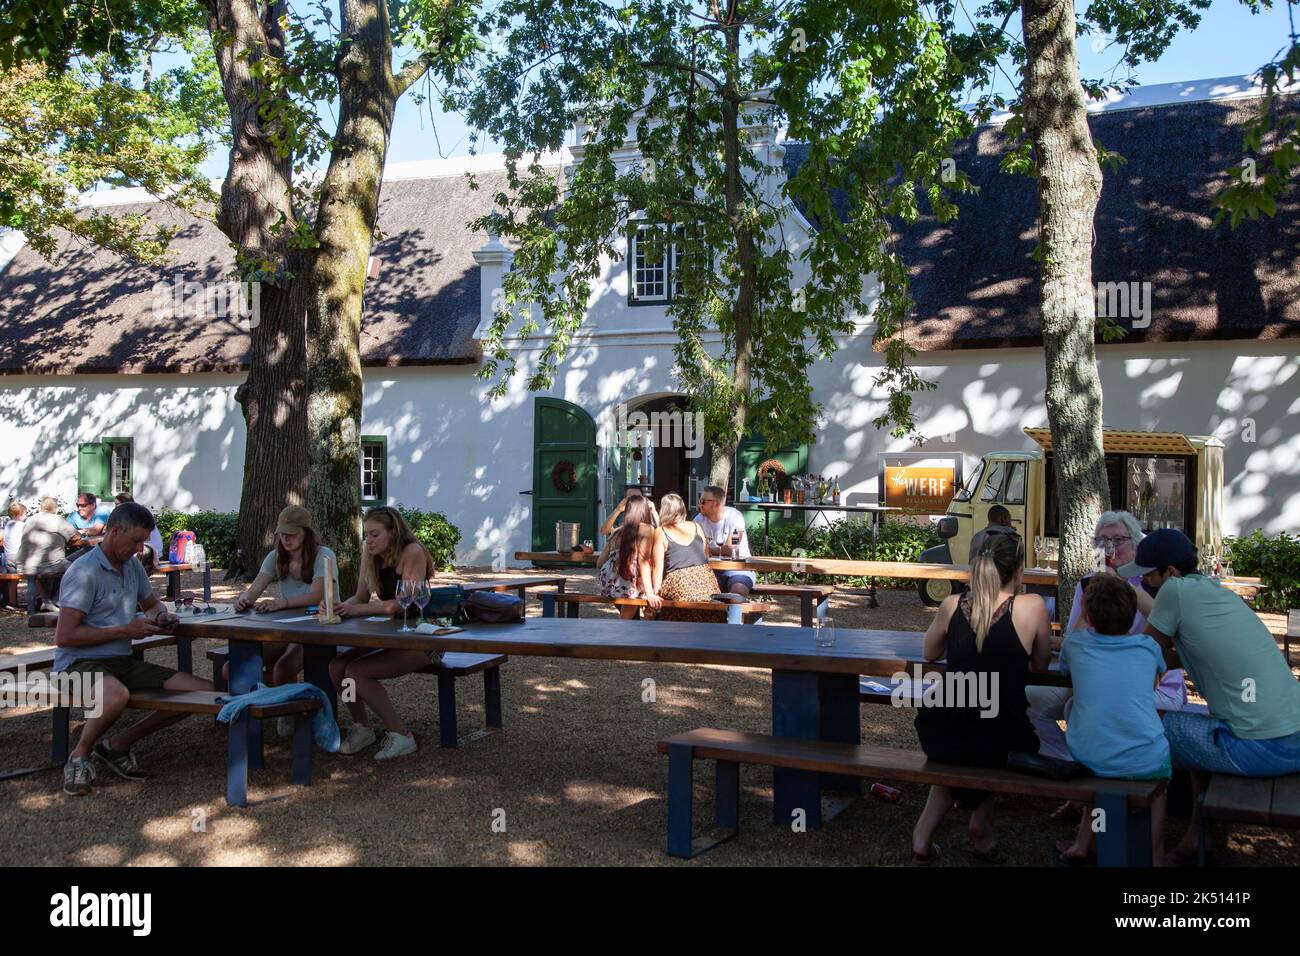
[152,507,461,572]
[754,517,941,588]
[1224,530,1300,612]
[397,508,460,571]
[154,509,239,567]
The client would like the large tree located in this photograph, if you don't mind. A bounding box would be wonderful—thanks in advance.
[456,0,997,492]
[2,0,480,590]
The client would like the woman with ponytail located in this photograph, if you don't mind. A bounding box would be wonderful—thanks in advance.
[595,495,661,619]
[910,532,1052,864]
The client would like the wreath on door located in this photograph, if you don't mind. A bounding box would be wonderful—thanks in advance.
[552,460,578,494]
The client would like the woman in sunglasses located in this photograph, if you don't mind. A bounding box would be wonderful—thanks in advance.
[230,506,340,727]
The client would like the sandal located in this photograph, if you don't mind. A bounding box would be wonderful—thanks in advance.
[912,843,941,865]
[1055,850,1093,867]
[1050,800,1082,820]
[967,844,1007,865]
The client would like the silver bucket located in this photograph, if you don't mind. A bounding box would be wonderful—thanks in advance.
[555,521,581,552]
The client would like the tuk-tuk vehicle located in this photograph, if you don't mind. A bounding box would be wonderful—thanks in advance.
[917,427,1225,606]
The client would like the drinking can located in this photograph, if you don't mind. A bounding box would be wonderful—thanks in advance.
[869,783,902,804]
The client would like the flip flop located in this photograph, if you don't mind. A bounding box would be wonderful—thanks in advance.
[912,843,941,865]
[1055,850,1093,867]
[1050,800,1083,820]
[968,844,1007,865]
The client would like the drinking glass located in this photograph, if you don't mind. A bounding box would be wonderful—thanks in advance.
[1222,562,1235,583]
[814,616,835,648]
[396,578,415,632]
[412,579,431,628]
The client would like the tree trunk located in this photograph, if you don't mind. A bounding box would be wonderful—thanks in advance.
[1021,0,1110,621]
[707,19,755,500]
[305,0,401,595]
[204,0,309,580]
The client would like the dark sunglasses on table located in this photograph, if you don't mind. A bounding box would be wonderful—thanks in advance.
[174,597,217,614]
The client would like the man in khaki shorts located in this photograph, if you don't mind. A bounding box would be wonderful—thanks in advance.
[55,501,213,795]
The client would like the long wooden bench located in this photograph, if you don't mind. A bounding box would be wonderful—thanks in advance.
[53,689,319,807]
[749,584,834,627]
[540,592,776,624]
[1198,772,1300,864]
[205,645,507,748]
[658,727,1166,865]
[0,634,190,781]
[0,571,65,613]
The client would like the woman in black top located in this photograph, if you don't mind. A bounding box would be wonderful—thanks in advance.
[911,533,1052,864]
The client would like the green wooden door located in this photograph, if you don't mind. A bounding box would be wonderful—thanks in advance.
[734,438,809,549]
[78,442,110,497]
[532,398,599,554]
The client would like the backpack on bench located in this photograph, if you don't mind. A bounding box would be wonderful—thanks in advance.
[465,590,524,623]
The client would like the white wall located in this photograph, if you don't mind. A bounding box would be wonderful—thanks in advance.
[2,336,1295,567]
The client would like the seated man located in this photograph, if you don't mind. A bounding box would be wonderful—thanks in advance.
[54,501,213,796]
[15,497,81,610]
[694,485,754,597]
[69,492,113,535]
[1123,529,1300,864]
[967,504,1015,563]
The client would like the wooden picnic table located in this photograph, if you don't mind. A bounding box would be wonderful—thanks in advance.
[175,612,1064,828]
[514,550,1264,599]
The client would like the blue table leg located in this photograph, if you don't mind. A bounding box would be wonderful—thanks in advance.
[302,643,337,717]
[1095,789,1152,867]
[666,743,696,858]
[771,669,862,828]
[226,639,264,771]
[541,593,556,617]
[226,710,249,807]
[291,715,312,786]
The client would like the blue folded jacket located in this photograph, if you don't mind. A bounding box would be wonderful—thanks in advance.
[216,682,340,753]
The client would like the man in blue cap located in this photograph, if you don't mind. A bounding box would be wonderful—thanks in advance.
[1120,528,1300,864]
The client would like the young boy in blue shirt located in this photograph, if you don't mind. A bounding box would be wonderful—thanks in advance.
[1056,574,1170,865]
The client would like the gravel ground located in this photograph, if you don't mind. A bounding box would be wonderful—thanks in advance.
[1,568,1295,867]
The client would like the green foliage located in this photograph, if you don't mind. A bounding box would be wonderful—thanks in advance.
[152,506,462,571]
[1224,529,1300,613]
[397,508,462,571]
[454,0,995,450]
[153,509,239,567]
[753,518,941,588]
[1214,44,1300,228]
[0,61,218,261]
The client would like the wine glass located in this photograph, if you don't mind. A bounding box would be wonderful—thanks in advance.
[412,579,431,628]
[396,578,416,632]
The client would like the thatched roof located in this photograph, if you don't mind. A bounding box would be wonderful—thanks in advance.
[0,169,503,374]
[784,92,1300,351]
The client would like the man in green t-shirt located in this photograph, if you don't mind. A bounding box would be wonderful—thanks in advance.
[1120,529,1300,863]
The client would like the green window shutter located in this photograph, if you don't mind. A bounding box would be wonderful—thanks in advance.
[78,442,109,497]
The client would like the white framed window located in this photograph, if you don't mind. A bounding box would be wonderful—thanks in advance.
[630,223,670,303]
[361,437,387,505]
[107,439,133,496]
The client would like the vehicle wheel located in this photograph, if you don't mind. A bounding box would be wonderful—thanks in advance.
[917,578,952,607]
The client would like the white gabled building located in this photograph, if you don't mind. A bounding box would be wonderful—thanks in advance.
[0,76,1296,564]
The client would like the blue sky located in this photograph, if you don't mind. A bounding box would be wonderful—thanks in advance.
[199,1,1297,177]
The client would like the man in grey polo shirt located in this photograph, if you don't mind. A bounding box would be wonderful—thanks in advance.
[55,502,212,796]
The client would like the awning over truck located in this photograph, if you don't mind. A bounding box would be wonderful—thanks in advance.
[1023,428,1201,456]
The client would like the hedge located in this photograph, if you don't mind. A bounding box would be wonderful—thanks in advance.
[753,517,942,588]
[1224,530,1300,613]
[153,507,461,571]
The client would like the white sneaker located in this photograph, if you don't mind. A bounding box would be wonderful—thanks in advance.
[338,724,377,755]
[276,716,295,738]
[374,731,417,761]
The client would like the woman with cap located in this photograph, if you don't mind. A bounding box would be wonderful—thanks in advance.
[232,505,340,729]
[330,506,436,760]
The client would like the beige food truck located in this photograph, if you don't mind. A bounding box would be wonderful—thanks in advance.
[917,427,1225,605]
